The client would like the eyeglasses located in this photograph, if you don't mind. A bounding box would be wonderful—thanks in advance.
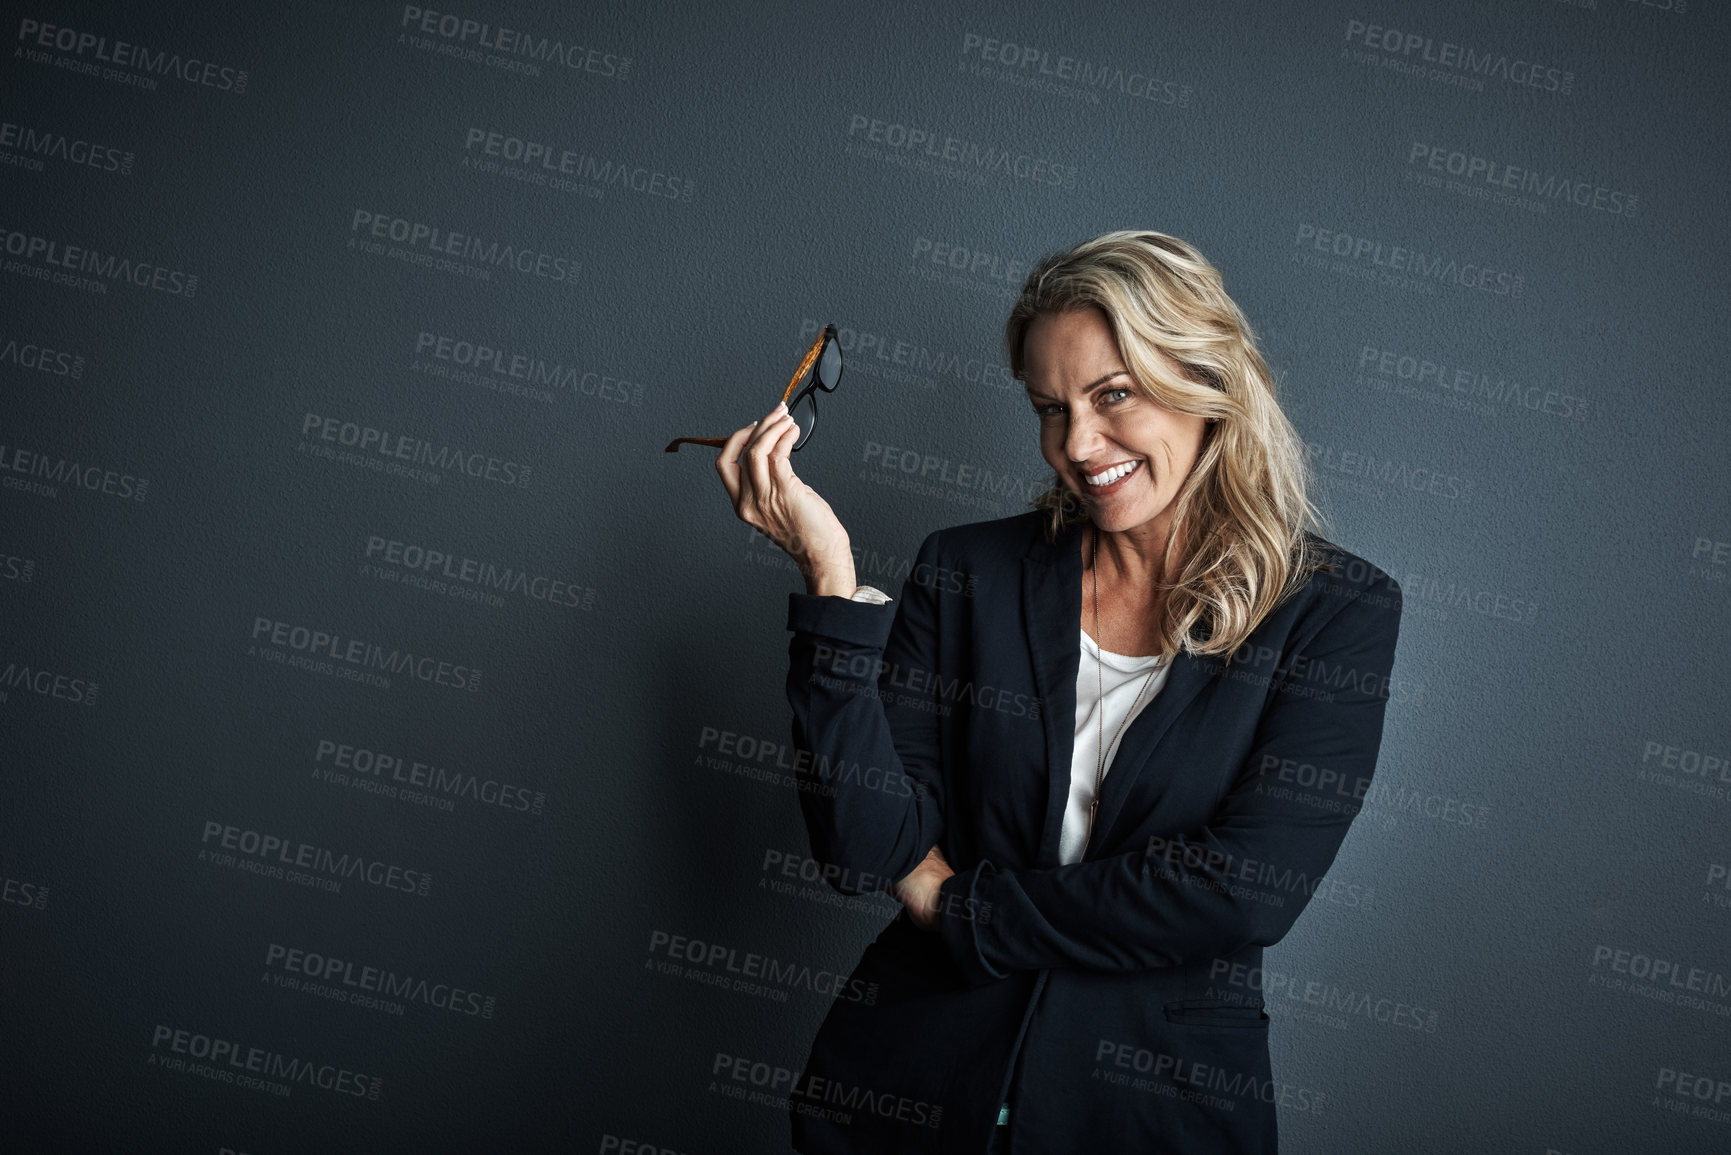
[664,323,844,454]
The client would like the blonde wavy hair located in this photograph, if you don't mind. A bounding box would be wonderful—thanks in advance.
[1005,229,1336,659]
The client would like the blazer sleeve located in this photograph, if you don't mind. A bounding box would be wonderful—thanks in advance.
[784,528,947,895]
[935,581,1402,986]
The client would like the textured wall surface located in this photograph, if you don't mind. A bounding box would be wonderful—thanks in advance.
[3,2,1727,1152]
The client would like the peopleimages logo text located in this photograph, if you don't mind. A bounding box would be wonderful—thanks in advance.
[0,439,148,500]
[0,658,97,704]
[251,616,482,691]
[0,120,133,174]
[0,334,87,378]
[413,330,644,405]
[150,1025,380,1099]
[1343,18,1573,94]
[265,943,497,1018]
[366,536,593,609]
[16,18,249,92]
[200,821,432,897]
[399,7,629,77]
[463,129,692,199]
[0,227,197,296]
[350,210,579,284]
[300,412,530,488]
[314,737,547,815]
[845,114,1077,188]
[1407,143,1637,216]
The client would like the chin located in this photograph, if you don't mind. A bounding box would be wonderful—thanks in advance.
[1076,493,1161,533]
[1094,510,1143,532]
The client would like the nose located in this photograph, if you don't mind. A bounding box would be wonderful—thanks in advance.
[1063,405,1113,466]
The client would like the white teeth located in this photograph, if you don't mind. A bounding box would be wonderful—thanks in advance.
[1085,461,1138,487]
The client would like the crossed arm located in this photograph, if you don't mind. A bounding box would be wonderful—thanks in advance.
[936,584,1401,985]
[785,531,951,906]
[786,530,1404,984]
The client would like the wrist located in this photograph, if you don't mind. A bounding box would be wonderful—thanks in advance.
[803,559,859,598]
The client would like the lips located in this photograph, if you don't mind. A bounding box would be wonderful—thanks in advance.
[1081,459,1140,493]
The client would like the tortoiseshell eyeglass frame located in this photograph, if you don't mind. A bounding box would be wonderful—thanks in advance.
[664,323,843,454]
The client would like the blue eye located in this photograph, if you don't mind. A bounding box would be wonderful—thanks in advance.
[1033,389,1130,417]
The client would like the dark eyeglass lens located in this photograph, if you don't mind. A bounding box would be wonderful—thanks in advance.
[789,390,817,448]
[817,339,843,391]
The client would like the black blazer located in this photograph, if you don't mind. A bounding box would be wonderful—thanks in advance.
[782,510,1403,1155]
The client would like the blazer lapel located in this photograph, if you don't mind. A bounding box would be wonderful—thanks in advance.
[1020,518,1223,866]
[1087,648,1217,856]
[1021,534,1081,868]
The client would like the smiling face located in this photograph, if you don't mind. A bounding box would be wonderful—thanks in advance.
[1021,306,1210,542]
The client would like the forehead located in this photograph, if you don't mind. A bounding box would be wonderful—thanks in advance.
[1024,307,1116,355]
[1020,310,1122,386]
[1019,309,1196,395]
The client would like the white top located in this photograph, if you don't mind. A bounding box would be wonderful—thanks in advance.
[1060,628,1172,865]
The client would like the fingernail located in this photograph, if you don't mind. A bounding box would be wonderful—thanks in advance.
[776,402,787,412]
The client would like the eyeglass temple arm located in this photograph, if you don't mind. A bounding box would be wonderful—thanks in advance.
[778,328,828,405]
[663,327,831,453]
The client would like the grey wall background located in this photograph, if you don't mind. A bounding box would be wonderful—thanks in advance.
[2,1,1727,1152]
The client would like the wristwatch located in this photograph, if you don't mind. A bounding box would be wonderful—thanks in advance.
[849,585,893,604]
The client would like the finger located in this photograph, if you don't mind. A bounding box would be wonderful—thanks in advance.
[766,413,800,486]
[745,412,796,501]
[715,420,759,507]
[745,404,791,456]
[761,417,801,493]
[737,409,794,520]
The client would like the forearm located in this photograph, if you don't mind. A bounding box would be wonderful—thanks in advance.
[786,611,943,892]
[937,818,1351,981]
[784,531,948,895]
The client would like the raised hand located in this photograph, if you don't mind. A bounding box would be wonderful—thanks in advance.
[716,401,858,597]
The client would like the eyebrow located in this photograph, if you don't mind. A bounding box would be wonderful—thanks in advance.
[1023,370,1131,401]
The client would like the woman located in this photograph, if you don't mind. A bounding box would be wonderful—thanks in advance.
[714,231,1404,1154]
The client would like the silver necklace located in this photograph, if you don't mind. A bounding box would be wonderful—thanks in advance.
[1083,523,1164,855]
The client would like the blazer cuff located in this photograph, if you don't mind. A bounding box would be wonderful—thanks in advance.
[786,591,896,650]
[936,862,1008,988]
